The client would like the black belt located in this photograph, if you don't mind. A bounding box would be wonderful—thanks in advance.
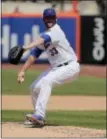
[57,62,69,67]
[57,60,79,67]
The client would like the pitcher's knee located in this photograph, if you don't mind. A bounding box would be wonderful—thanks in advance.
[31,78,52,92]
[30,82,40,94]
[41,78,52,87]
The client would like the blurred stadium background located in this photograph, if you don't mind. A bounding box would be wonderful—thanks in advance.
[1,0,106,138]
[1,0,106,64]
[1,0,106,15]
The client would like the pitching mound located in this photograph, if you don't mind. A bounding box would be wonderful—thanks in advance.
[2,122,106,138]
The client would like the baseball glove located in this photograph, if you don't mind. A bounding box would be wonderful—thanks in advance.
[8,46,24,65]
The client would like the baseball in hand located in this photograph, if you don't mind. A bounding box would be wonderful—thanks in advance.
[20,77,24,83]
[18,77,24,83]
[17,71,25,83]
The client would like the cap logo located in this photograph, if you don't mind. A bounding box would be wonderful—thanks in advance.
[48,10,52,13]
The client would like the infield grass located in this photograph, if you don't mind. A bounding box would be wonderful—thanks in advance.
[2,69,106,96]
[2,110,106,129]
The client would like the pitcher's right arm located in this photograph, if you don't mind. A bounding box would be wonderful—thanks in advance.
[17,47,43,84]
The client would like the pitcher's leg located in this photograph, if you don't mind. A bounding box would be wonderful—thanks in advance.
[27,61,80,125]
[56,61,80,84]
[35,78,52,118]
[29,69,50,111]
[35,62,80,119]
[30,87,40,111]
[25,71,53,126]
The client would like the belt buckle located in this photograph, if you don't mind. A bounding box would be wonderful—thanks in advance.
[57,64,62,67]
[64,62,68,66]
[57,62,68,67]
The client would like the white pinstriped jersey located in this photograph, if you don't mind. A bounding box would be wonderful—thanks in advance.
[43,24,78,67]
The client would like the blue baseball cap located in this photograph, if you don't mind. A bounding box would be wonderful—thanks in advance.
[43,8,56,18]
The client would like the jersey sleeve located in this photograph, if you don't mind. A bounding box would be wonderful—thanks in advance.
[30,47,44,58]
[40,33,52,49]
[40,33,51,44]
[45,31,59,45]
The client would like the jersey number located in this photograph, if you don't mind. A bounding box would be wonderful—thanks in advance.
[50,47,58,56]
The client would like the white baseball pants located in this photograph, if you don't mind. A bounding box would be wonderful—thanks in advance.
[30,61,80,118]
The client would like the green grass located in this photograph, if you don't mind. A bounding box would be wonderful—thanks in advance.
[2,110,106,129]
[2,69,106,96]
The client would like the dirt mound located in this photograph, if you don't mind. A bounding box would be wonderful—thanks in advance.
[2,122,106,138]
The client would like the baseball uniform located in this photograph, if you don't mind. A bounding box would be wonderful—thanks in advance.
[30,23,80,118]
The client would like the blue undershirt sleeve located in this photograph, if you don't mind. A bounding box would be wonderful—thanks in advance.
[40,33,51,48]
[40,33,51,44]
[30,47,44,58]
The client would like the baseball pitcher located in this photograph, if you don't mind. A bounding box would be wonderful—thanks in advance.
[10,8,80,127]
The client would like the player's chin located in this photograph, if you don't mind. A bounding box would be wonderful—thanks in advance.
[47,23,53,28]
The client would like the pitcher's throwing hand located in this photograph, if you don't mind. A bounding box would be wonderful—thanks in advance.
[17,71,25,83]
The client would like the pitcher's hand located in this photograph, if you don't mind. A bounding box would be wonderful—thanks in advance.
[17,71,25,83]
